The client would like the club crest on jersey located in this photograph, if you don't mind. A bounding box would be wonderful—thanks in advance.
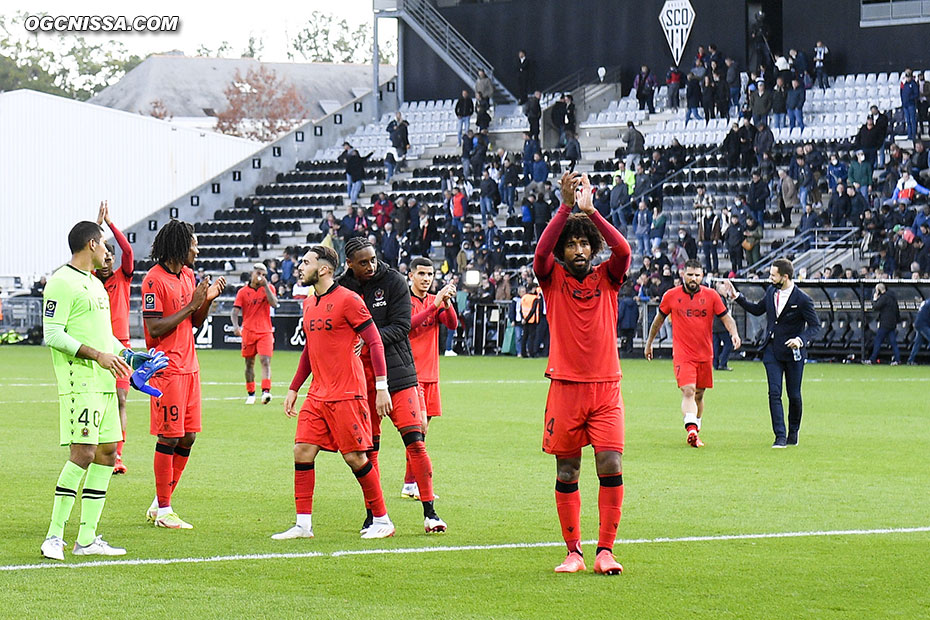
[326,303,334,312]
[81,428,89,437]
[44,300,57,317]
[372,288,387,307]
[144,293,156,310]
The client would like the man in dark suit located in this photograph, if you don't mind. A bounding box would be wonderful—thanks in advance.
[721,259,820,447]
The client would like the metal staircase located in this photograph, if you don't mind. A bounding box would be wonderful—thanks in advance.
[380,0,517,105]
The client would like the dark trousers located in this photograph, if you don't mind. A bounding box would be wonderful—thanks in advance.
[713,332,732,369]
[762,347,805,441]
[522,323,538,357]
[702,241,719,272]
[870,327,901,363]
[528,117,540,142]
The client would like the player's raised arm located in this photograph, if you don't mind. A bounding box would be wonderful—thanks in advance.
[259,270,279,308]
[99,202,134,277]
[534,171,581,279]
[575,174,631,282]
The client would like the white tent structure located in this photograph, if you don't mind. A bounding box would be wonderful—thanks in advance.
[0,89,262,283]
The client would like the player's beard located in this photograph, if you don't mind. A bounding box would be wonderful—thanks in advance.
[684,280,700,293]
[566,256,590,278]
[305,269,320,286]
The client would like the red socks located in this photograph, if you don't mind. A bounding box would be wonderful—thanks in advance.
[117,429,126,457]
[154,443,174,508]
[354,460,386,517]
[555,478,582,554]
[597,473,624,551]
[404,437,434,501]
[261,378,271,392]
[171,446,191,497]
[246,381,255,395]
[295,462,315,514]
[404,453,416,485]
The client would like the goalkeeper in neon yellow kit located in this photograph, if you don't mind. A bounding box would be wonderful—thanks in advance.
[40,220,167,560]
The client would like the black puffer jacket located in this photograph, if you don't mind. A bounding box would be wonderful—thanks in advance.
[339,261,418,392]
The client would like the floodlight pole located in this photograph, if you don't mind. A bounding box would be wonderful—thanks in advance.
[373,8,380,123]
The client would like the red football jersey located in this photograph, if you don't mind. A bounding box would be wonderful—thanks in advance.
[659,285,727,362]
[303,284,373,401]
[234,284,273,334]
[103,269,132,343]
[539,261,622,382]
[142,264,199,374]
[409,293,457,383]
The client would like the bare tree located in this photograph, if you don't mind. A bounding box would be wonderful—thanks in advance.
[215,66,306,143]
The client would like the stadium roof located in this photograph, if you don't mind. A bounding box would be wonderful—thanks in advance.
[89,54,396,120]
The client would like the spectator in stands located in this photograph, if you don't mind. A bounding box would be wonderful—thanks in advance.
[388,117,409,170]
[280,249,295,285]
[793,154,814,208]
[622,121,646,169]
[563,131,581,173]
[828,183,851,227]
[747,170,770,226]
[455,89,474,146]
[648,150,668,208]
[783,78,804,132]
[779,169,800,229]
[798,203,820,235]
[381,222,401,268]
[479,170,497,227]
[685,72,703,124]
[532,188,552,242]
[698,206,721,272]
[485,219,505,271]
[914,204,930,234]
[788,48,809,83]
[743,215,763,267]
[520,194,535,245]
[867,283,901,365]
[738,118,756,171]
[522,132,540,183]
[412,210,436,257]
[869,105,890,168]
[29,276,47,297]
[753,122,774,168]
[340,205,367,240]
[475,95,492,132]
[250,202,270,251]
[649,204,668,252]
[451,186,467,234]
[563,95,577,138]
[722,123,740,170]
[471,128,491,181]
[714,71,730,121]
[919,72,930,137]
[666,65,684,110]
[516,49,533,104]
[461,129,474,179]
[870,246,896,276]
[524,90,542,142]
[610,172,631,231]
[441,220,461,273]
[749,80,772,127]
[908,141,929,181]
[724,58,740,113]
[527,152,549,195]
[827,154,848,191]
[634,65,657,113]
[772,77,788,129]
[633,200,652,258]
[549,94,567,147]
[906,297,930,365]
[692,56,707,80]
[500,158,519,216]
[811,41,829,89]
[474,69,493,102]
[520,285,541,357]
[677,227,698,260]
[885,170,930,206]
[848,185,869,224]
[372,193,394,229]
[901,70,920,142]
[848,150,873,199]
[701,74,716,123]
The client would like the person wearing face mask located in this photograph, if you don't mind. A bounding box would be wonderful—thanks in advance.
[720,260,820,447]
[677,227,697,260]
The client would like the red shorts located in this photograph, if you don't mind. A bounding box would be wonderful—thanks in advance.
[674,360,714,389]
[419,381,442,418]
[241,330,274,358]
[149,372,201,437]
[543,380,625,456]
[295,396,373,454]
[366,382,424,438]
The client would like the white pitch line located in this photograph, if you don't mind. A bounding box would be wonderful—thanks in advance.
[3,525,929,572]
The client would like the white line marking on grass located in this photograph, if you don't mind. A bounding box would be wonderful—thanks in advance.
[3,526,929,572]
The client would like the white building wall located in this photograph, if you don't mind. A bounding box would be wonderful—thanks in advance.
[0,90,261,283]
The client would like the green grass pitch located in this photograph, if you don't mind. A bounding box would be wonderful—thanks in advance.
[1,346,929,618]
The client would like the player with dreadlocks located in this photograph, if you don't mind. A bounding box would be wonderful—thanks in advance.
[340,236,447,534]
[141,219,226,529]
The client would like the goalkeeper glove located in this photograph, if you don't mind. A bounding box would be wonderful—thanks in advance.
[130,350,170,398]
[122,347,159,370]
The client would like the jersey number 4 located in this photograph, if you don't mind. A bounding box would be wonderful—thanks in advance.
[546,417,555,436]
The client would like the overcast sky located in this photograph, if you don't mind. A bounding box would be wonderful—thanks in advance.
[6,0,397,62]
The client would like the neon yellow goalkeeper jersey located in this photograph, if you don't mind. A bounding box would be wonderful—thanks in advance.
[43,264,123,394]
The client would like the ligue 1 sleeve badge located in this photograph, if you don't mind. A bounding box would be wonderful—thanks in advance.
[44,300,57,317]
[144,293,156,310]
